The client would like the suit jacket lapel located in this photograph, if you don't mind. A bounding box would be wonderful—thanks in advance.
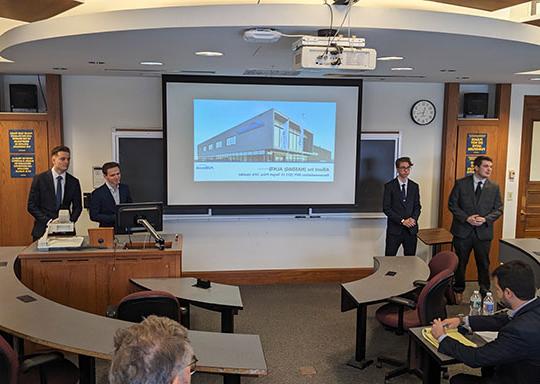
[45,170,56,201]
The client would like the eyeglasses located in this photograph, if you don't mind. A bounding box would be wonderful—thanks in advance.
[397,166,412,170]
[189,356,198,376]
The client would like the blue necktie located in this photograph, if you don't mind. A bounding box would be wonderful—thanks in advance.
[56,176,63,209]
[401,183,406,202]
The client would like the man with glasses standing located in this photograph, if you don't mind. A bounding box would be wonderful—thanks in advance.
[449,155,503,303]
[110,315,196,384]
[383,157,422,256]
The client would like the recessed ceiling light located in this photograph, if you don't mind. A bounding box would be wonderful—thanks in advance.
[531,78,540,81]
[195,51,223,57]
[391,67,413,71]
[140,61,163,66]
[377,56,404,61]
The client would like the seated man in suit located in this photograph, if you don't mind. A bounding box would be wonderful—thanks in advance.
[382,156,421,255]
[27,145,82,241]
[89,161,132,227]
[431,260,540,384]
[109,315,196,384]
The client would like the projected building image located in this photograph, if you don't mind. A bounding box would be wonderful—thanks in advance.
[196,109,333,163]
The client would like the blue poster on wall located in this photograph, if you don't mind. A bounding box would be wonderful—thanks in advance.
[465,156,477,176]
[466,133,487,155]
[10,154,35,178]
[9,129,34,153]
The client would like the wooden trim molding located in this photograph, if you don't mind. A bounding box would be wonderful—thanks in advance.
[182,267,374,285]
[46,74,63,156]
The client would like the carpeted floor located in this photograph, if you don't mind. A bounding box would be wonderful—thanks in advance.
[94,282,482,384]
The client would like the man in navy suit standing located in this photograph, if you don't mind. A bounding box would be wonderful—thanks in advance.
[382,157,421,256]
[27,145,82,241]
[449,155,503,302]
[90,162,132,227]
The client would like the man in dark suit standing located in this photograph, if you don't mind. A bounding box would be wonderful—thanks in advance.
[27,145,82,241]
[89,162,132,227]
[449,155,503,301]
[383,157,421,256]
[431,261,540,384]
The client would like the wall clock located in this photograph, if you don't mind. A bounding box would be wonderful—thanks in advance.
[410,100,436,125]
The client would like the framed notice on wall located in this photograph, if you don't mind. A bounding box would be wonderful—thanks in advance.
[8,129,35,178]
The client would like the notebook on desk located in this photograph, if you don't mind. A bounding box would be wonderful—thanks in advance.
[422,327,477,349]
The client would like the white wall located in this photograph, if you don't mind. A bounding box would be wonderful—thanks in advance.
[62,76,445,271]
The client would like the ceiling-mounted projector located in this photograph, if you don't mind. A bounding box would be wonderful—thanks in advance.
[292,35,377,71]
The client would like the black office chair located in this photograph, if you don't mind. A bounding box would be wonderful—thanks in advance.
[107,290,182,323]
[375,269,454,383]
[0,335,78,384]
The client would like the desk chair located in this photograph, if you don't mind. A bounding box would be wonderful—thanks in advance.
[404,251,458,305]
[107,290,182,323]
[0,336,78,384]
[375,269,454,383]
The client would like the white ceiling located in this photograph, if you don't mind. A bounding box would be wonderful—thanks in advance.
[1,1,540,83]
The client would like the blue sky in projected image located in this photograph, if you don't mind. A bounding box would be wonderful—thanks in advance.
[193,99,336,151]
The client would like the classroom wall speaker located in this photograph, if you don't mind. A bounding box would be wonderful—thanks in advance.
[464,93,488,117]
[9,84,38,111]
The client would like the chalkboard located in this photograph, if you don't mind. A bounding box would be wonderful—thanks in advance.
[114,131,399,214]
[356,134,400,212]
[114,132,163,203]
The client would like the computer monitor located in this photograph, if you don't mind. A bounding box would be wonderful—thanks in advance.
[115,202,163,235]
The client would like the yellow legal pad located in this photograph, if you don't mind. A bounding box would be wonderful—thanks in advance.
[422,327,477,349]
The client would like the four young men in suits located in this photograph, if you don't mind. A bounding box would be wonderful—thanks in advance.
[89,162,133,227]
[383,157,422,256]
[449,155,503,300]
[27,145,82,241]
[432,261,540,384]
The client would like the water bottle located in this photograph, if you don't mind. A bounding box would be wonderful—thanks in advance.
[483,292,495,315]
[469,290,482,316]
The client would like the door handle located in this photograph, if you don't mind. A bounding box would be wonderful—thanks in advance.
[520,210,540,216]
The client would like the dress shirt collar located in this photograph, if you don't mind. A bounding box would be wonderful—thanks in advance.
[51,168,66,180]
[397,177,408,186]
[473,174,487,185]
[509,297,537,319]
[105,181,119,192]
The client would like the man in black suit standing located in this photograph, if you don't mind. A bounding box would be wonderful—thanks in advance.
[89,162,132,227]
[431,261,540,384]
[449,155,503,301]
[383,157,421,256]
[27,145,82,241]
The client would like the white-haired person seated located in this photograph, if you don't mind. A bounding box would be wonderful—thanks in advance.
[109,315,196,384]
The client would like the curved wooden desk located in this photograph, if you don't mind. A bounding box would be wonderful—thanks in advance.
[0,247,266,384]
[131,277,243,333]
[500,238,540,288]
[341,256,430,369]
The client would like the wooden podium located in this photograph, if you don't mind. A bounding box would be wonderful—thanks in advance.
[18,234,182,315]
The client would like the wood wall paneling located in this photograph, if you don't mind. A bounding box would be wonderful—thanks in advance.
[428,0,527,11]
[0,0,83,22]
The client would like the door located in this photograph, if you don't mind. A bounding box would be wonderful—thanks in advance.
[516,97,540,237]
[0,119,50,245]
[455,121,503,280]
